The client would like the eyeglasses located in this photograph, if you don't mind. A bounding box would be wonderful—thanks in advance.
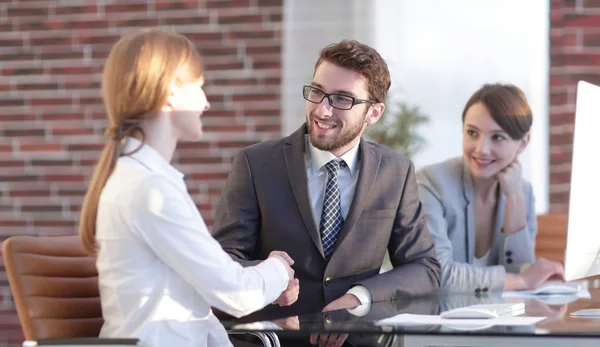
[302,85,376,110]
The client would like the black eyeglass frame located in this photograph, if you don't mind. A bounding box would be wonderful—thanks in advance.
[302,85,377,110]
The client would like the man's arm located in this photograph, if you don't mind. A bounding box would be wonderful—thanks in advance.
[357,161,441,302]
[212,150,261,267]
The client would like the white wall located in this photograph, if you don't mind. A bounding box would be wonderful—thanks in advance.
[282,0,375,135]
[373,0,549,213]
[283,0,549,213]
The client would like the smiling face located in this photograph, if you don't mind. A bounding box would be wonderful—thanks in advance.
[305,61,384,156]
[462,102,529,179]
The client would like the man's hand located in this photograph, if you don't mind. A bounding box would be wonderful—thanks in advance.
[273,278,299,306]
[272,315,300,330]
[268,250,295,280]
[310,294,361,347]
[322,294,361,312]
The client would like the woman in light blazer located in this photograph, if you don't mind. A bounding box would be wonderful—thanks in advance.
[417,84,564,293]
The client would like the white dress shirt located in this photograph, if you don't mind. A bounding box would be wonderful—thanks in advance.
[305,136,372,315]
[96,137,289,347]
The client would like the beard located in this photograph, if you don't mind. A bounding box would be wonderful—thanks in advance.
[307,109,367,152]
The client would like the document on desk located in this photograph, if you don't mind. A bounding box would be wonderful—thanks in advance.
[375,314,545,327]
[502,280,591,299]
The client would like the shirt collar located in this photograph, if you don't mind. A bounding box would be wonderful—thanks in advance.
[306,135,360,175]
[122,137,184,181]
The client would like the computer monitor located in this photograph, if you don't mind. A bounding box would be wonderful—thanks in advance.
[564,81,600,281]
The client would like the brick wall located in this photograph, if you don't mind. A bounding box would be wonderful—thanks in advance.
[0,0,283,344]
[550,0,600,211]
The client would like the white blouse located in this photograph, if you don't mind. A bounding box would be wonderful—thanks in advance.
[95,138,289,347]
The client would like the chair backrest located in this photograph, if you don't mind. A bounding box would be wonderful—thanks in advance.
[2,235,103,340]
[535,212,568,264]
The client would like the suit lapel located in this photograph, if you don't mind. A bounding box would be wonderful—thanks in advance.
[462,161,475,263]
[283,125,325,257]
[332,139,381,253]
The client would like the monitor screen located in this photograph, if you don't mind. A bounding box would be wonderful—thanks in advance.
[564,80,600,281]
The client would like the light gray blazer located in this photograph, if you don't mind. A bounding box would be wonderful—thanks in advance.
[416,157,536,293]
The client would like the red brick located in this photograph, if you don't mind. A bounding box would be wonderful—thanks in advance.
[184,32,225,42]
[201,110,236,119]
[218,14,263,24]
[564,52,600,66]
[0,160,26,168]
[33,220,77,227]
[13,82,60,91]
[0,174,39,182]
[583,31,600,46]
[1,128,45,137]
[0,38,24,46]
[19,143,64,152]
[252,60,281,69]
[47,66,97,75]
[0,220,27,227]
[30,98,73,106]
[0,52,36,62]
[63,80,101,90]
[105,3,148,13]
[40,113,84,121]
[257,0,282,6]
[178,156,224,164]
[52,127,95,136]
[44,174,85,182]
[228,30,277,40]
[162,14,210,26]
[18,18,65,31]
[39,50,85,61]
[584,0,600,8]
[77,34,121,45]
[55,4,98,15]
[206,0,251,8]
[176,142,212,150]
[0,67,44,76]
[245,109,280,117]
[563,14,600,27]
[154,1,199,10]
[29,35,73,46]
[6,7,48,17]
[204,60,244,70]
[203,124,248,132]
[79,97,103,105]
[232,94,277,102]
[110,17,160,28]
[263,77,280,85]
[201,46,238,57]
[0,99,25,107]
[246,45,280,54]
[67,143,104,152]
[268,13,283,22]
[212,77,259,86]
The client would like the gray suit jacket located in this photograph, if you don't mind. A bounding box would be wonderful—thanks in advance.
[416,157,536,293]
[212,124,441,320]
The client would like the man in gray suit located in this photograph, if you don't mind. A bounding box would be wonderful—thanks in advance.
[212,40,440,322]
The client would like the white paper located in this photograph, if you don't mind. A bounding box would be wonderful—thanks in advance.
[375,313,545,327]
[502,280,591,300]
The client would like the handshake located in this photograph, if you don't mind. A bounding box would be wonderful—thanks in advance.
[268,251,300,307]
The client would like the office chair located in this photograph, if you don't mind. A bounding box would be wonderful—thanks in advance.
[2,235,278,347]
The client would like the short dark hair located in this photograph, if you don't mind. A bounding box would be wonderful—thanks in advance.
[314,40,391,103]
[462,83,532,140]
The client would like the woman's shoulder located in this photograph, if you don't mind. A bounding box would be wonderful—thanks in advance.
[416,157,464,190]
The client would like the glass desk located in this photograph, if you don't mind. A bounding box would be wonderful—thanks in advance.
[222,279,600,347]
